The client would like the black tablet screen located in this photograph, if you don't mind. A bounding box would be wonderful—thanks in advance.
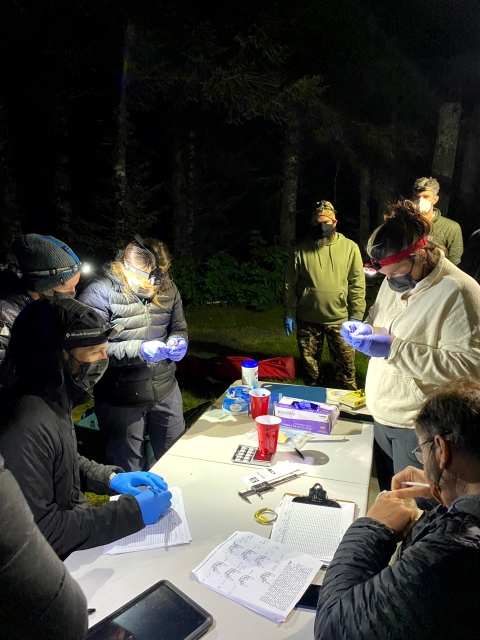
[87,583,208,640]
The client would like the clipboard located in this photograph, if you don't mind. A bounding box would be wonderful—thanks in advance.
[269,485,357,565]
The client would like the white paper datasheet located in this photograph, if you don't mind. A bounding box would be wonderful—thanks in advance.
[192,531,321,622]
[104,487,191,555]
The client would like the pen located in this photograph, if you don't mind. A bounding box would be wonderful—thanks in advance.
[293,447,305,461]
[88,609,96,615]
[401,481,430,487]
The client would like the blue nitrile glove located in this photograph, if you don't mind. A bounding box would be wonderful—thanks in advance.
[140,340,171,363]
[134,488,172,525]
[341,321,372,345]
[166,337,187,362]
[110,471,168,496]
[351,333,391,358]
[284,317,296,336]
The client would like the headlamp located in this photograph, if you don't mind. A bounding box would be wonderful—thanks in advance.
[126,233,167,287]
[363,237,427,276]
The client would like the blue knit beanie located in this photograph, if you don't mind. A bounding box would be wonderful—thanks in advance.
[11,234,82,293]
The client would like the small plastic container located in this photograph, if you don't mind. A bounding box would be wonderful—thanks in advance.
[241,359,259,388]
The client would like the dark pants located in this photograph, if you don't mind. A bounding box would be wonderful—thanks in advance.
[296,319,357,390]
[374,420,423,491]
[95,382,185,472]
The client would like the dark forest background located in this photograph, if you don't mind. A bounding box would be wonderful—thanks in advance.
[1,0,480,296]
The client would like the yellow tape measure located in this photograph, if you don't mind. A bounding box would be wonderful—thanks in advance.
[254,508,278,525]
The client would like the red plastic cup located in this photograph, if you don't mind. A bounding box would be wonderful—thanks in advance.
[249,389,271,420]
[256,415,281,456]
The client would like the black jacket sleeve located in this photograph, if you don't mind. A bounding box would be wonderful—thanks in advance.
[78,454,124,496]
[0,299,19,363]
[79,279,144,367]
[167,283,188,343]
[314,516,476,640]
[0,457,88,640]
[3,419,144,560]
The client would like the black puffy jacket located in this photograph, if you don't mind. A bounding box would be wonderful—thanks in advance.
[315,494,480,640]
[79,272,188,406]
[0,291,32,363]
[0,454,88,639]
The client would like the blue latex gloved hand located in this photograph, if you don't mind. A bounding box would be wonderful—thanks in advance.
[166,337,187,362]
[341,321,372,345]
[284,317,296,336]
[110,471,168,496]
[351,333,391,358]
[134,488,172,525]
[140,340,170,363]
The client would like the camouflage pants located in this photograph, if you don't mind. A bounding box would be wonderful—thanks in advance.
[296,320,357,390]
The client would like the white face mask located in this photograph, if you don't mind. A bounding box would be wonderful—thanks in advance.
[414,197,432,215]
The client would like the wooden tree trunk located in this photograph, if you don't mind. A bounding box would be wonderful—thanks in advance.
[0,104,21,250]
[431,103,462,217]
[280,121,300,247]
[54,104,73,242]
[458,103,480,214]
[359,167,371,253]
[172,126,195,259]
[113,23,134,246]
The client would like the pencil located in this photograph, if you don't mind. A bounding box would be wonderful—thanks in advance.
[293,447,305,460]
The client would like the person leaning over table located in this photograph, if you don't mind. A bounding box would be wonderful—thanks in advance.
[0,453,88,640]
[0,297,171,560]
[341,199,480,491]
[283,200,365,390]
[315,378,480,640]
[79,235,188,472]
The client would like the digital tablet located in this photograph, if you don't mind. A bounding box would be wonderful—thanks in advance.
[86,579,213,640]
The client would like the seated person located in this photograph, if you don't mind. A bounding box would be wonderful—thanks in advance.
[0,297,172,559]
[315,378,480,640]
[0,453,88,640]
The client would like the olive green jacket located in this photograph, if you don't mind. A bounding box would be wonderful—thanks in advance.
[431,209,464,265]
[284,232,366,325]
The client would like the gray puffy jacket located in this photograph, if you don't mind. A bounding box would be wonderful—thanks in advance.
[79,272,188,406]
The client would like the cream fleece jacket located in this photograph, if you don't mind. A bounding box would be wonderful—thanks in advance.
[365,253,480,428]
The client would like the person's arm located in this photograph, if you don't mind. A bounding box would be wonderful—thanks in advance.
[4,424,143,560]
[446,223,464,266]
[79,280,144,367]
[347,244,366,320]
[388,290,480,383]
[283,249,298,319]
[78,454,123,496]
[166,284,188,343]
[315,517,461,640]
[0,459,88,640]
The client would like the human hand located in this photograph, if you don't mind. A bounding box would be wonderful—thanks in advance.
[140,340,170,363]
[284,317,296,336]
[134,488,172,525]
[341,321,372,344]
[391,466,433,500]
[351,333,391,358]
[166,337,187,362]
[366,492,418,539]
[110,471,168,496]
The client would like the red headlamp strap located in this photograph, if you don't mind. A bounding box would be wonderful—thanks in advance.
[376,237,427,267]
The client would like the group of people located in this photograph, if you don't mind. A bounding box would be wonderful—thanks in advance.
[285,175,480,638]
[2,171,480,639]
[0,233,188,638]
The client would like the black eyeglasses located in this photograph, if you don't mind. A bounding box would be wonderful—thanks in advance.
[412,431,452,464]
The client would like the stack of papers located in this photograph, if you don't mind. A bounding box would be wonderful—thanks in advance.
[270,495,355,565]
[104,487,191,555]
[192,531,321,622]
[240,460,300,488]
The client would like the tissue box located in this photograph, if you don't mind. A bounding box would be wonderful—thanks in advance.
[274,397,340,434]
